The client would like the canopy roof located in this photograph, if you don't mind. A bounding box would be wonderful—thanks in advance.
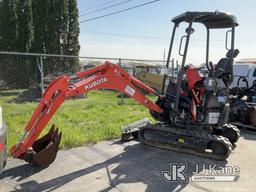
[172,11,238,28]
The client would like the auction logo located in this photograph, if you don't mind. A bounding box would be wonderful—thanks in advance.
[162,163,187,182]
[162,163,240,182]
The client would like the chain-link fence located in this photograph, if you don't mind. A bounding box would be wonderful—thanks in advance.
[0,51,177,103]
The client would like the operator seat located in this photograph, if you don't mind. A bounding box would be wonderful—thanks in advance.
[214,49,239,85]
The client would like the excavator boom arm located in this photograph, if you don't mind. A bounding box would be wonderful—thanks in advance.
[11,61,163,159]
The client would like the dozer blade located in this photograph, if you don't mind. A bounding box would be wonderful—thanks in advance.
[23,124,62,167]
[121,118,149,142]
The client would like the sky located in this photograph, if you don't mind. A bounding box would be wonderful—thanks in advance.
[77,0,256,65]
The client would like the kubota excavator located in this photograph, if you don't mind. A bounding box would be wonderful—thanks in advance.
[10,11,240,167]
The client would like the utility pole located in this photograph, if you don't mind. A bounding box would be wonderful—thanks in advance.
[163,48,166,66]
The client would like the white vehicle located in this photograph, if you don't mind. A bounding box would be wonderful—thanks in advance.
[231,59,256,88]
[0,106,7,173]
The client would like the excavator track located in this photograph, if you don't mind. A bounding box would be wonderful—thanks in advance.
[213,124,240,144]
[138,123,233,160]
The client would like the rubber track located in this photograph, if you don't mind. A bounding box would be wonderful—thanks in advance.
[138,123,233,160]
[223,124,240,143]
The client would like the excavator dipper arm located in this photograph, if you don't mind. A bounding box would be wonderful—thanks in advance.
[10,61,163,166]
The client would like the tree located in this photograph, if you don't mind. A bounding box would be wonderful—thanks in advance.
[32,0,80,73]
[14,0,35,88]
[44,0,68,73]
[0,1,3,49]
[65,0,80,71]
[66,0,80,56]
[0,0,81,89]
[45,0,68,55]
[31,0,48,53]
[0,0,17,51]
[16,0,34,52]
[0,0,19,88]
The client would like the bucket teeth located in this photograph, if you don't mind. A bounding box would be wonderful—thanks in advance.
[24,124,62,167]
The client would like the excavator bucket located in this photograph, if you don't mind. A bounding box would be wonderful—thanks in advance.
[23,125,62,167]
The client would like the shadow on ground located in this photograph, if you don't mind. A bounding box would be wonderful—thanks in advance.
[1,142,227,192]
[0,164,44,182]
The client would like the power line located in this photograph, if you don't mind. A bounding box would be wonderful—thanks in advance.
[80,0,118,14]
[83,30,210,41]
[83,30,256,42]
[84,30,168,40]
[80,0,133,17]
[79,0,160,23]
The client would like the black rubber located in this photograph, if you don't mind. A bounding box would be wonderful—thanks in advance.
[138,123,232,160]
[214,124,240,144]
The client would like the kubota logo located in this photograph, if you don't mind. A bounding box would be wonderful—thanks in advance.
[85,77,108,90]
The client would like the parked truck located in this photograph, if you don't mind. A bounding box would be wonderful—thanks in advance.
[231,58,256,88]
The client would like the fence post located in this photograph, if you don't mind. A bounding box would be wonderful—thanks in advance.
[118,58,124,105]
[38,55,44,96]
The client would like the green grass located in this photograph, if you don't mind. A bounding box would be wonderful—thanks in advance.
[0,90,156,150]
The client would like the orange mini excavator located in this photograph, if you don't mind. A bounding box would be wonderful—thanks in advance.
[11,61,164,166]
[11,11,240,167]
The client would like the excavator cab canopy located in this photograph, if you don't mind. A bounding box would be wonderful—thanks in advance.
[162,11,239,110]
[172,11,238,28]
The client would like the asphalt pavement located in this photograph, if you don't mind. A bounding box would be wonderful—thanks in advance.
[0,131,256,192]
